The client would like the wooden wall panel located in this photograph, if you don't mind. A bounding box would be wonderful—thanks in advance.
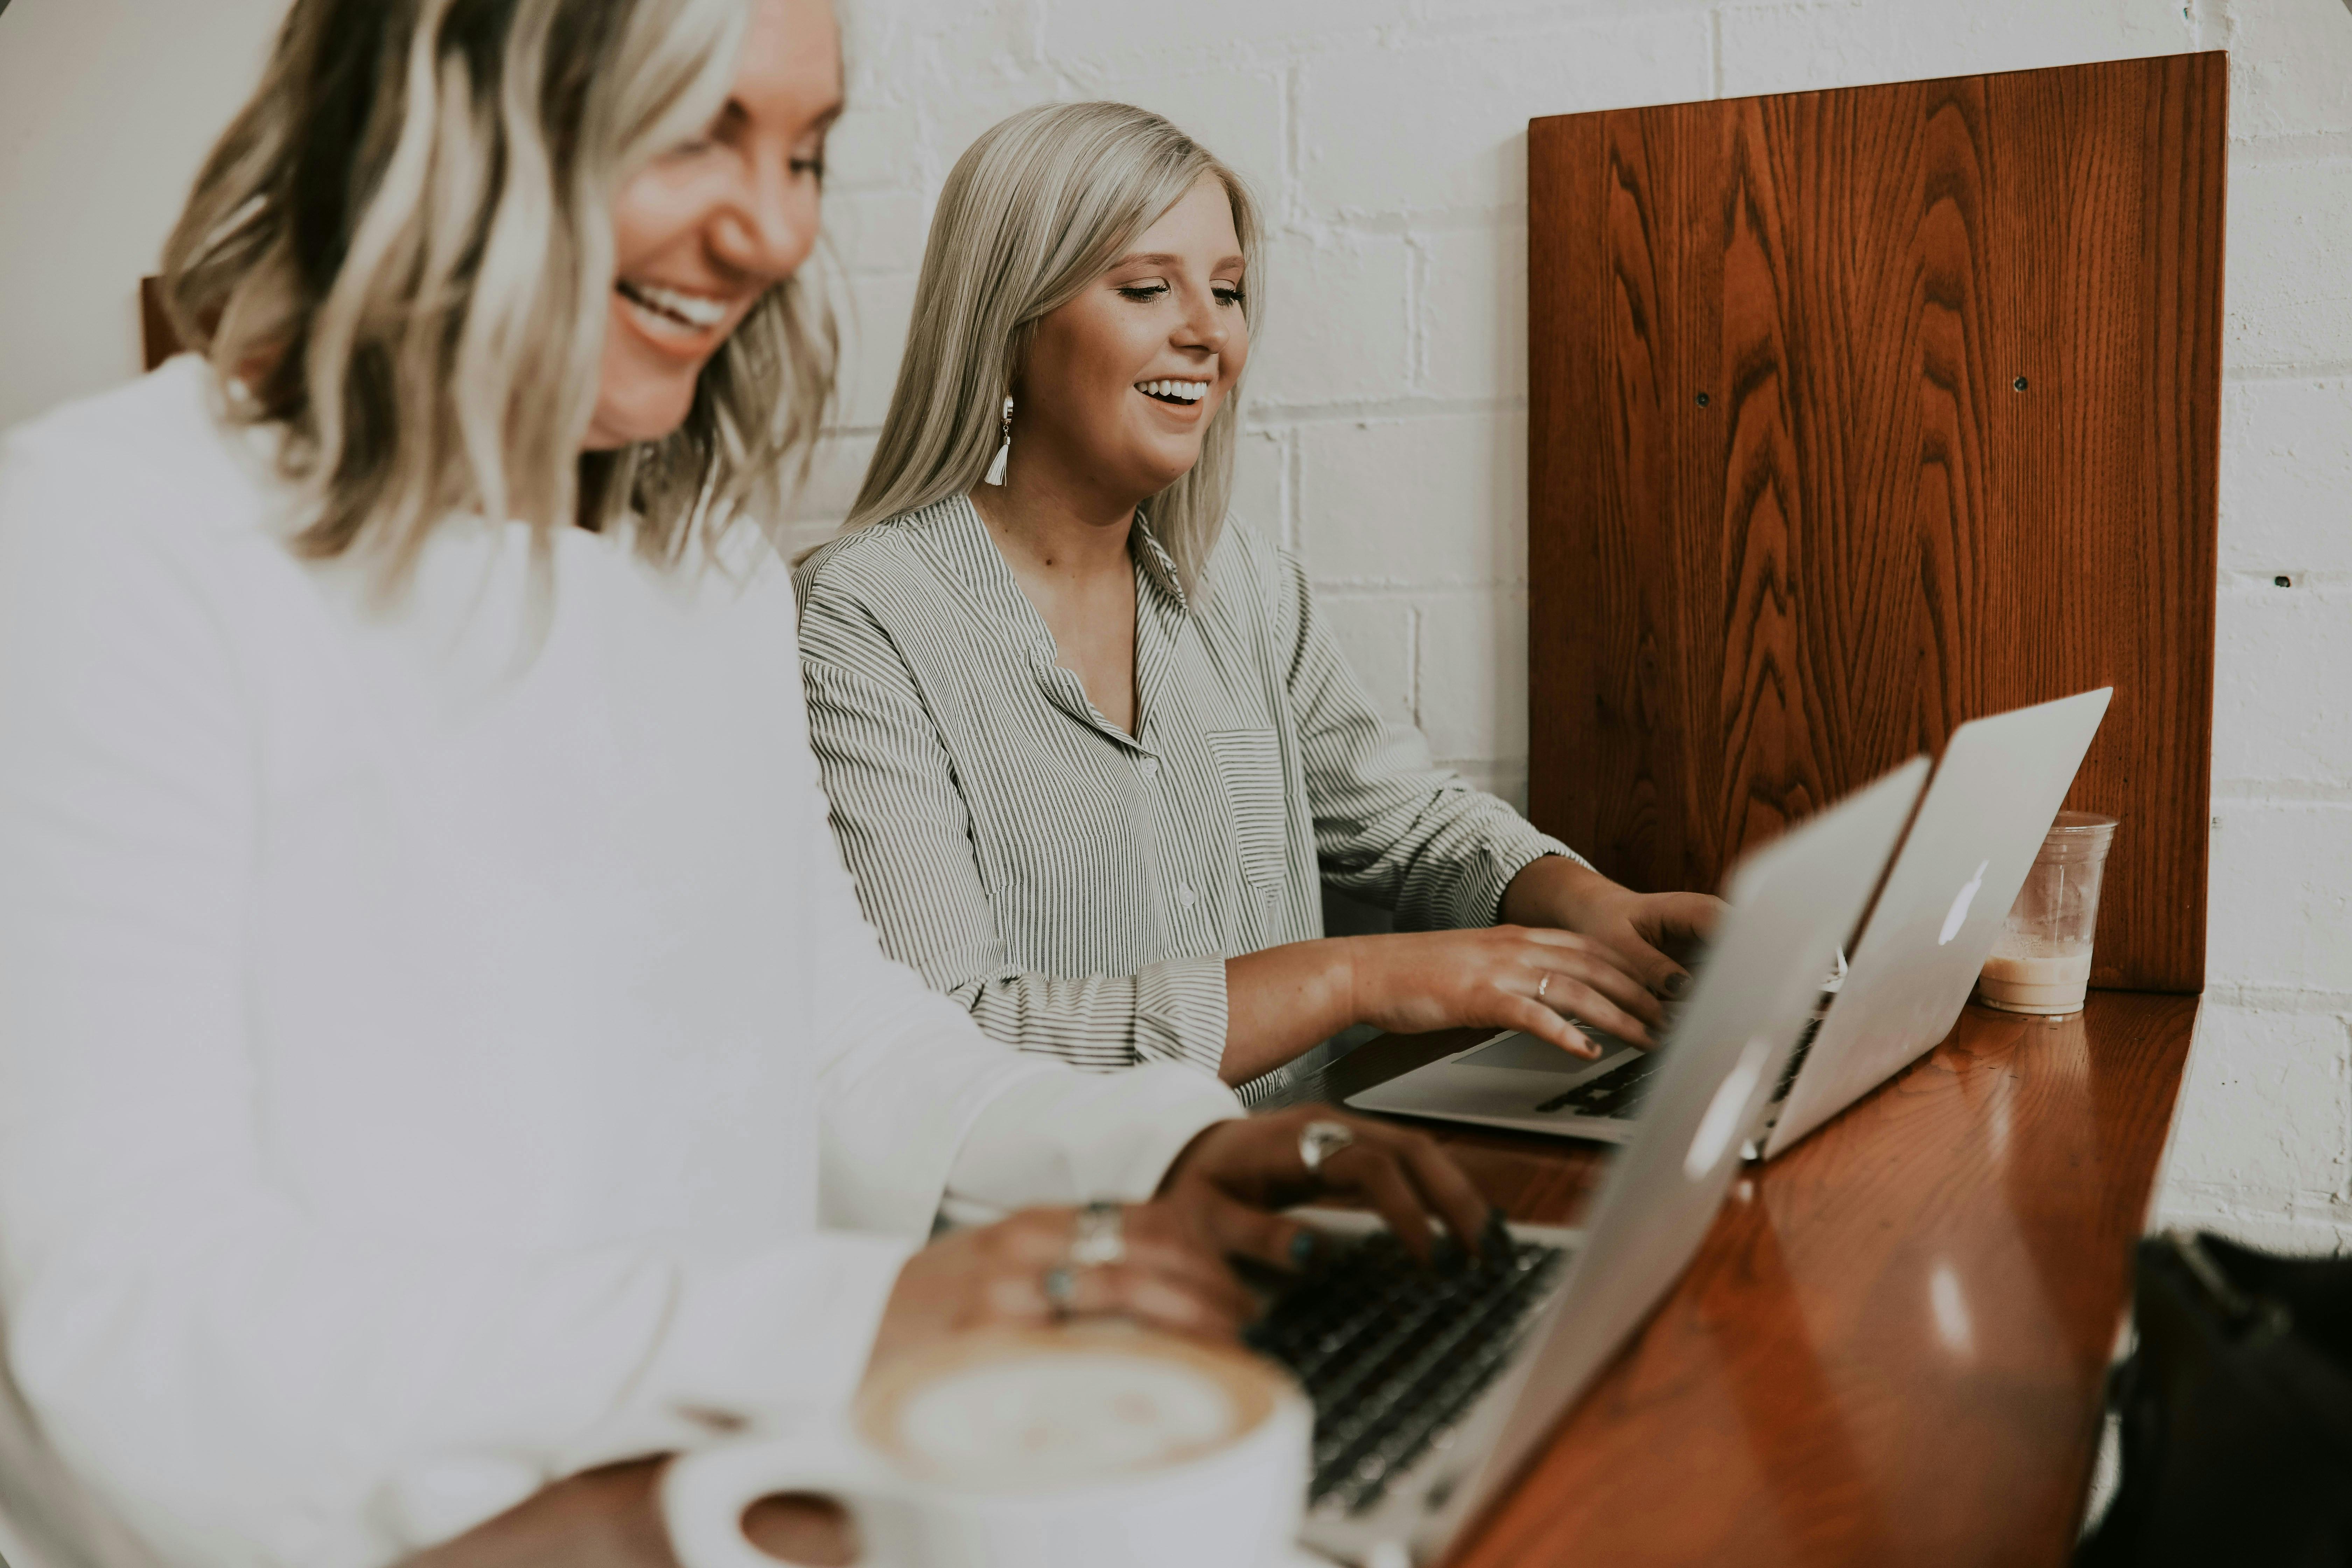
[1527,53,2225,992]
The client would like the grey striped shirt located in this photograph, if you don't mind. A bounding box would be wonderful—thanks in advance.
[793,496,1579,1087]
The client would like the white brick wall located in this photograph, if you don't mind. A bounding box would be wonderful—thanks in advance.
[2,0,2348,1250]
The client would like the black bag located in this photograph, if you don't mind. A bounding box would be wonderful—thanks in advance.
[2078,1231,2352,1567]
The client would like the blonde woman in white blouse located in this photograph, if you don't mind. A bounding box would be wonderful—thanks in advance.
[0,9,1490,1566]
[798,103,1726,1097]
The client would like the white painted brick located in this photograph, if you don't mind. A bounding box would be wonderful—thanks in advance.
[2219,378,2352,576]
[1296,413,1527,584]
[1419,590,1529,763]
[1318,597,1418,727]
[1231,426,1288,540]
[2212,582,2352,784]
[923,65,1073,191]
[2205,803,2352,993]
[2162,1007,2350,1197]
[1067,68,1287,200]
[2225,152,2352,372]
[1042,0,1412,57]
[823,104,926,192]
[2221,0,2352,140]
[2148,1192,2352,1254]
[1300,18,1711,216]
[1250,231,1412,406]
[787,432,880,527]
[1421,224,1527,402]
[825,191,931,274]
[835,271,920,430]
[1717,0,2189,98]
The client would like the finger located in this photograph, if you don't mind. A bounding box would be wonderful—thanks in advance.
[1533,974,1655,1048]
[1540,948,1666,1029]
[1514,930,1667,1024]
[1184,1185,1325,1273]
[1498,995,1601,1058]
[1372,1126,1496,1256]
[1117,1212,1259,1318]
[1320,1143,1441,1266]
[1075,1262,1248,1338]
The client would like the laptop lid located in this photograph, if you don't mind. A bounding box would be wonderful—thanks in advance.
[1760,688,2112,1160]
[1416,756,1928,1550]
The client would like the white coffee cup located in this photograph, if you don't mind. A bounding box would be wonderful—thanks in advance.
[661,1324,1312,1568]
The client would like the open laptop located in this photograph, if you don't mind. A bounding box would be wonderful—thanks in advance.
[1348,688,2111,1157]
[1264,758,1926,1567]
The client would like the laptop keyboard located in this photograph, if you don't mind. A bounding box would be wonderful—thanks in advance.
[1246,1215,1568,1514]
[1533,1047,1664,1118]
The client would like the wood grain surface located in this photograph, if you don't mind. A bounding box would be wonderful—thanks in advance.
[1527,55,2225,992]
[1332,994,2199,1568]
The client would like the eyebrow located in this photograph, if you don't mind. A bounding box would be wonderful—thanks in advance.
[1111,251,1248,271]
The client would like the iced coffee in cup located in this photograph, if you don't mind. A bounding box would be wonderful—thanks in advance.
[1978,812,2118,1016]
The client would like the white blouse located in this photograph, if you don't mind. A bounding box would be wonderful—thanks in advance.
[0,360,1240,1568]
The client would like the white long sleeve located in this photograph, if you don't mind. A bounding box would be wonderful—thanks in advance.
[0,361,1238,1568]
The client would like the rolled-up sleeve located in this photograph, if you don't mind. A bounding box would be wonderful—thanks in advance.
[796,580,1231,1077]
[1270,547,1588,930]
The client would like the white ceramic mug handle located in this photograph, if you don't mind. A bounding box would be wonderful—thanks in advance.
[659,1434,906,1568]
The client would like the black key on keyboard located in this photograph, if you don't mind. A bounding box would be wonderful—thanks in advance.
[1247,1220,1567,1514]
[1532,1048,1662,1118]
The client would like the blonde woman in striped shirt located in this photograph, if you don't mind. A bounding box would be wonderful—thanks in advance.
[798,102,1722,1098]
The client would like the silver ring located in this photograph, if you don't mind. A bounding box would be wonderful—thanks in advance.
[1536,973,1552,1002]
[1068,1201,1127,1269]
[1298,1119,1357,1178]
[1042,1265,1079,1320]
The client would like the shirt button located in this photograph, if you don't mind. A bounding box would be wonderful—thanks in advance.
[1139,756,1160,778]
[1176,883,1198,909]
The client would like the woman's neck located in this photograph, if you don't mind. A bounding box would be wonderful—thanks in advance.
[971,461,1141,584]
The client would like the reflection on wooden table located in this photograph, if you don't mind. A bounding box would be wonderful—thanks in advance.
[412,992,2192,1568]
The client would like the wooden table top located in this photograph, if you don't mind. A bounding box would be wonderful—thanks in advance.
[1307,990,2199,1568]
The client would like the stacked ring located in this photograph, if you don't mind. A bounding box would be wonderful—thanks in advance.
[1042,1266,1079,1321]
[1067,1200,1126,1269]
[1298,1119,1356,1177]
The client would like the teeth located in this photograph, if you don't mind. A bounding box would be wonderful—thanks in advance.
[1139,379,1210,403]
[620,278,729,330]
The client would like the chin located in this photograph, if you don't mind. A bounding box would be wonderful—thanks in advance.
[586,379,700,450]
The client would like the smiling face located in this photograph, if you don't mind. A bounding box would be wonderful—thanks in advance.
[586,0,843,451]
[1011,174,1250,514]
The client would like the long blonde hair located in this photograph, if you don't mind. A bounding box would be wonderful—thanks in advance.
[159,0,835,583]
[844,102,1260,600]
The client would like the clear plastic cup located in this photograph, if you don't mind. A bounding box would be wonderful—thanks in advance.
[1977,812,2118,1016]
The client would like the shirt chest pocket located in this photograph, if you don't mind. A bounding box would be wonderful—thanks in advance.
[1206,729,1290,891]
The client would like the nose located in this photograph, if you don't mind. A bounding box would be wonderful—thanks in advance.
[709,151,818,285]
[1174,285,1229,357]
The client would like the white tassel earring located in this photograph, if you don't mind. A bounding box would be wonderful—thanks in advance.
[983,395,1013,486]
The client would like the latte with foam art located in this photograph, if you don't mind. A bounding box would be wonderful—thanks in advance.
[857,1327,1286,1492]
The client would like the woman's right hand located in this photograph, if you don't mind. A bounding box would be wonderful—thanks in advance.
[1345,926,1666,1058]
[865,1203,1251,1376]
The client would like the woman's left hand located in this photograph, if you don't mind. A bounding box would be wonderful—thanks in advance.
[1154,1107,1496,1270]
[1500,856,1725,1005]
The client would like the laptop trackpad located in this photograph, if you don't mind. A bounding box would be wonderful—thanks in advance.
[1455,1030,1633,1075]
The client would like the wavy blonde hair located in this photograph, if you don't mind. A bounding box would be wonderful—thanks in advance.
[844,102,1260,600]
[159,0,835,583]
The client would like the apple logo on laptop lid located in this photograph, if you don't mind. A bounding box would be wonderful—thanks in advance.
[1938,860,1990,946]
[1685,1034,1775,1181]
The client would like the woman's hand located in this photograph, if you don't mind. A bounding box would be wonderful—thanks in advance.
[1345,925,1666,1056]
[1501,856,1726,1013]
[1156,1108,1496,1268]
[866,1204,1250,1374]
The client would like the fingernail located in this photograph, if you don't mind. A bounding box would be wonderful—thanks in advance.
[1661,972,1689,1000]
[1288,1230,1318,1269]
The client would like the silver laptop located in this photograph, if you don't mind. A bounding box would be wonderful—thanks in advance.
[1282,758,1926,1566]
[1755,686,2111,1156]
[1349,689,2110,1157]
